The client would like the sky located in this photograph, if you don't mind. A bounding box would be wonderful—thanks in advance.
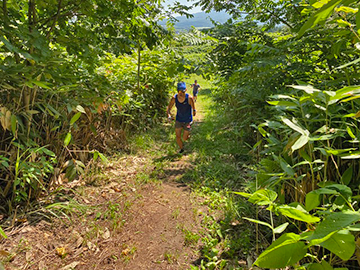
[163,0,203,14]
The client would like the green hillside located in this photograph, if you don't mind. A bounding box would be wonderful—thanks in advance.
[160,11,231,30]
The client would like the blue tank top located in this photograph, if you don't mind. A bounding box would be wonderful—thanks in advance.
[193,84,200,93]
[175,93,193,123]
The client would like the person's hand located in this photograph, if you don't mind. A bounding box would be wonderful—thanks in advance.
[193,109,196,116]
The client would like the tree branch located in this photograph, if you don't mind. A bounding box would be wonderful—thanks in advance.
[3,0,8,27]
[264,7,293,30]
[46,0,63,39]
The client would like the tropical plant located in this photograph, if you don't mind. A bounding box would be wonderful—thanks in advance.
[194,0,360,268]
[237,186,360,269]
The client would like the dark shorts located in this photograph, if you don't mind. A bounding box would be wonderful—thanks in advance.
[193,91,198,97]
[175,121,191,131]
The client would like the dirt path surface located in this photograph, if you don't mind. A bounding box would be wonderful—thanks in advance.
[114,159,201,270]
[0,103,208,270]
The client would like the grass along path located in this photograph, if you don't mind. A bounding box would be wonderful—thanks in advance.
[0,84,254,270]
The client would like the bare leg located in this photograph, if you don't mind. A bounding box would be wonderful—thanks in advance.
[183,129,190,142]
[175,128,183,150]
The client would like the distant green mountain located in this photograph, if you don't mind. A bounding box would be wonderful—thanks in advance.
[160,11,231,30]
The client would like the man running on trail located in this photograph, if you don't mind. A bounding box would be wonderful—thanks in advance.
[167,82,196,154]
[190,80,201,102]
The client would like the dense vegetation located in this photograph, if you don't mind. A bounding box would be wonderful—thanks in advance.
[2,0,360,268]
[0,0,187,215]
[200,0,360,268]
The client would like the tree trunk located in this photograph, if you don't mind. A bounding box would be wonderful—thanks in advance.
[137,42,141,92]
[24,0,37,137]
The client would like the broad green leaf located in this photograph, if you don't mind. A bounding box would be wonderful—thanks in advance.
[70,112,82,126]
[324,184,352,199]
[335,6,358,13]
[336,19,352,27]
[65,165,77,181]
[243,217,272,229]
[314,104,326,111]
[320,230,355,261]
[42,148,56,157]
[252,140,262,150]
[98,152,109,163]
[354,110,360,118]
[330,86,360,101]
[31,80,51,89]
[310,211,360,240]
[310,134,337,141]
[267,100,298,107]
[347,223,360,231]
[76,105,86,113]
[291,134,309,152]
[288,84,320,94]
[293,160,310,167]
[273,222,289,234]
[341,95,360,103]
[309,231,338,246]
[346,126,356,138]
[298,0,343,36]
[258,126,267,137]
[305,192,321,212]
[313,0,331,9]
[75,160,85,168]
[254,233,307,268]
[306,188,338,211]
[277,205,320,223]
[26,110,40,115]
[248,189,277,205]
[341,154,360,159]
[341,166,353,185]
[279,157,295,176]
[308,260,334,270]
[93,151,99,161]
[281,117,309,136]
[64,133,72,147]
[269,94,296,100]
[325,148,356,155]
[233,191,252,198]
[0,36,16,52]
[285,133,303,153]
[324,90,336,97]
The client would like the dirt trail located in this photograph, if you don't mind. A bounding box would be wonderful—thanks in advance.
[114,102,207,269]
[0,100,208,270]
[112,161,202,270]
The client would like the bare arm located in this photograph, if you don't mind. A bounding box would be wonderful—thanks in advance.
[167,97,175,117]
[189,96,196,116]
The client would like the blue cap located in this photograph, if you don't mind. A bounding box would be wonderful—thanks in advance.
[177,82,186,91]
